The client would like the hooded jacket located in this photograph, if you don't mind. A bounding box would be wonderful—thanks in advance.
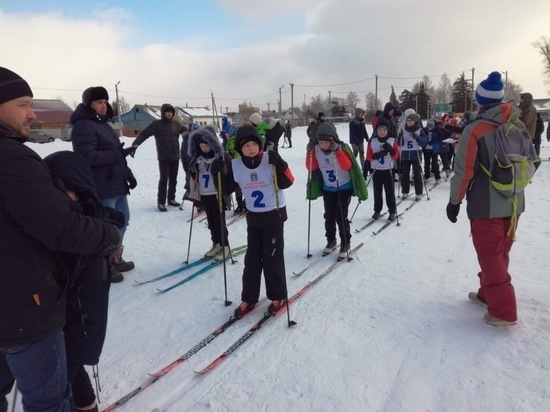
[0,123,120,346]
[70,103,131,199]
[519,93,537,139]
[133,104,186,161]
[348,109,369,146]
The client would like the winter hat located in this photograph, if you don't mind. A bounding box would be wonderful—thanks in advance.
[317,122,339,142]
[393,109,402,117]
[406,113,419,122]
[475,71,504,106]
[355,108,364,117]
[427,119,435,130]
[249,112,263,125]
[376,123,388,132]
[235,125,262,156]
[403,108,416,118]
[318,112,325,119]
[161,103,175,114]
[82,86,109,105]
[0,67,33,104]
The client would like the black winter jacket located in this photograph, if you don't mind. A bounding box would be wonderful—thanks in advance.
[348,117,369,145]
[0,124,120,346]
[70,104,131,199]
[133,104,185,161]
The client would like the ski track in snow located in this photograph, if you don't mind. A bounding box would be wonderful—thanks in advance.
[12,122,550,412]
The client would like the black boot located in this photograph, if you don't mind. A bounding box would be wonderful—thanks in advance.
[109,263,124,283]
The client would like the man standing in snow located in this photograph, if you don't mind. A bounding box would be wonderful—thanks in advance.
[132,103,186,212]
[0,67,120,411]
[446,71,537,327]
[348,108,369,162]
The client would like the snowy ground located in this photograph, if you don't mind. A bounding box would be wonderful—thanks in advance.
[17,123,550,412]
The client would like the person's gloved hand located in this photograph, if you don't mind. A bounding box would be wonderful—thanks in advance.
[210,158,225,174]
[446,202,460,223]
[306,142,313,152]
[382,141,395,155]
[101,206,125,228]
[127,173,137,190]
[268,150,288,173]
[122,146,137,158]
[372,150,388,159]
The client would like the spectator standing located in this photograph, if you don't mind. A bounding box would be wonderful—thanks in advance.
[348,108,369,162]
[0,67,120,411]
[71,86,137,282]
[533,113,543,156]
[519,92,537,139]
[132,103,186,211]
[284,120,292,148]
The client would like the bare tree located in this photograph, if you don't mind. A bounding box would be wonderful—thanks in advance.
[504,79,522,102]
[112,95,130,117]
[532,36,550,92]
[346,91,360,111]
[436,73,452,104]
[365,92,381,112]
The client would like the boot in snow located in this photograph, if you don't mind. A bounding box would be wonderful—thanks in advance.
[213,246,230,262]
[268,299,286,315]
[112,246,134,272]
[337,243,350,261]
[203,243,221,259]
[322,239,337,256]
[234,302,256,319]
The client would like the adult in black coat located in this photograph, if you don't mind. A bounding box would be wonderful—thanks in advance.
[132,103,187,210]
[376,102,397,139]
[71,86,136,280]
[348,108,370,161]
[0,67,120,411]
[44,151,125,411]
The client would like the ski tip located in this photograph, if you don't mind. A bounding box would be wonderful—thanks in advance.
[156,289,166,294]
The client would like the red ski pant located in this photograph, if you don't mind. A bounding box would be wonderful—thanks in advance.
[470,217,518,322]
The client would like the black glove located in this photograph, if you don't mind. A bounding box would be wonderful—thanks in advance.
[382,141,395,155]
[101,206,125,228]
[127,168,137,190]
[267,150,287,173]
[372,150,388,160]
[122,146,137,158]
[210,158,225,174]
[446,202,460,223]
[306,142,313,152]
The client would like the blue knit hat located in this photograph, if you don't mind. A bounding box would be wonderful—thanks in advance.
[475,71,504,106]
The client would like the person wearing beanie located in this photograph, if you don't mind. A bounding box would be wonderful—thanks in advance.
[398,112,428,200]
[422,118,448,181]
[229,125,295,319]
[447,70,539,327]
[377,102,397,138]
[71,87,137,281]
[349,108,370,162]
[132,103,187,211]
[306,122,368,260]
[0,67,120,411]
[366,123,400,222]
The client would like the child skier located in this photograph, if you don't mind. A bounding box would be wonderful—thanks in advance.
[188,127,233,261]
[306,122,368,260]
[366,124,400,221]
[398,113,428,200]
[229,125,294,318]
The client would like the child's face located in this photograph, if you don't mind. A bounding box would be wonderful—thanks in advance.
[319,140,332,151]
[377,128,388,138]
[199,143,212,153]
[241,141,260,157]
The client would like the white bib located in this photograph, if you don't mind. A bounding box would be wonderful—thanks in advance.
[314,146,351,188]
[196,157,217,195]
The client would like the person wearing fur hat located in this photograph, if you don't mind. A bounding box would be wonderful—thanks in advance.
[132,103,187,211]
[228,125,295,319]
[71,86,137,282]
[366,123,400,222]
[0,67,120,411]
[306,122,368,260]
[398,113,428,200]
[519,92,537,139]
[187,127,234,260]
[447,71,540,327]
[349,108,370,162]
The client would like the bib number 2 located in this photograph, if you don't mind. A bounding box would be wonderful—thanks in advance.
[251,190,266,208]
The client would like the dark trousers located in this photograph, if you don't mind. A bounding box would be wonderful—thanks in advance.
[157,160,179,204]
[323,189,352,246]
[201,194,228,246]
[423,150,441,180]
[372,170,397,213]
[67,361,95,409]
[400,159,423,195]
[241,210,286,303]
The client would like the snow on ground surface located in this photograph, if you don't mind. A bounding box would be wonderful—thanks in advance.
[17,123,550,412]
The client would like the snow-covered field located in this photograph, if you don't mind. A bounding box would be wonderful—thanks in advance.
[17,123,550,412]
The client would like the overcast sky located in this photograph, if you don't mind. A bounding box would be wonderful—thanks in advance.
[2,0,549,112]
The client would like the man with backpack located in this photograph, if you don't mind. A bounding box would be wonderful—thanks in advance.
[446,71,539,327]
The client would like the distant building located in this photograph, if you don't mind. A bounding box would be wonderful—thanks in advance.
[31,99,73,140]
[115,104,224,136]
[281,108,306,126]
[533,98,550,120]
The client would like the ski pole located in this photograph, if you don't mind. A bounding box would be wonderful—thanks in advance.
[183,189,196,265]
[415,146,430,200]
[11,383,18,412]
[306,150,313,258]
[349,199,361,223]
[272,163,296,328]
[217,168,232,307]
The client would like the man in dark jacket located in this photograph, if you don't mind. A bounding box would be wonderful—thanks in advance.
[348,108,369,161]
[132,103,186,211]
[71,86,136,281]
[0,67,120,412]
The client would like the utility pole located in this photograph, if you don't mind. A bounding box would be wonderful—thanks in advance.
[328,91,331,117]
[210,91,218,131]
[290,83,294,126]
[278,85,284,119]
[115,81,123,137]
[375,74,378,109]
[471,68,475,111]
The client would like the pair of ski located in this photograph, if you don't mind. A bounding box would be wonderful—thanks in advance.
[372,195,424,235]
[186,209,204,223]
[134,245,247,293]
[102,243,363,411]
[354,198,406,234]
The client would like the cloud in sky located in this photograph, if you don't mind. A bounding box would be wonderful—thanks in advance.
[1,0,549,112]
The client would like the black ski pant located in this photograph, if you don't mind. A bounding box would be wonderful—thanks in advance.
[422,149,441,180]
[67,361,95,410]
[400,159,423,195]
[372,169,397,213]
[157,159,179,205]
[323,189,352,246]
[201,194,228,246]
[241,209,287,303]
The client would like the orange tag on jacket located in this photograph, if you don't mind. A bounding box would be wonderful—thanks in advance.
[33,293,41,306]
